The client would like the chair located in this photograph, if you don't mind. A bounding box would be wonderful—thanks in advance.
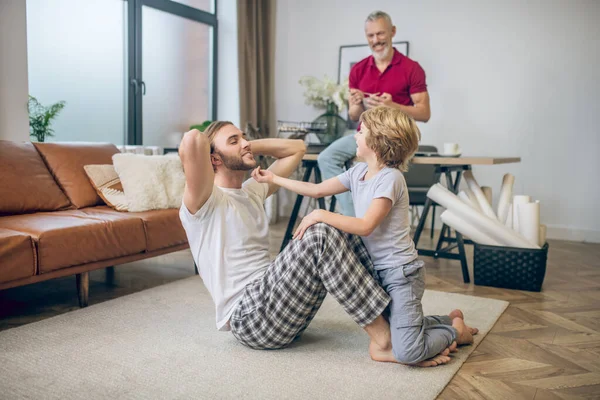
[405,145,440,238]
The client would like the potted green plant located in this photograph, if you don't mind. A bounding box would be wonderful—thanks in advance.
[189,120,213,132]
[27,95,66,142]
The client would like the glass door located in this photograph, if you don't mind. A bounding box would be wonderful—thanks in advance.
[128,0,217,148]
[26,0,128,146]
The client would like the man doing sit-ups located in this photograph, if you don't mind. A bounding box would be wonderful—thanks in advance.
[178,122,465,366]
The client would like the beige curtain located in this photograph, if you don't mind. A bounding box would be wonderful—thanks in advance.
[237,0,276,138]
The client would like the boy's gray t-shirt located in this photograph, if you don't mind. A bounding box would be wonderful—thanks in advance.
[337,162,418,270]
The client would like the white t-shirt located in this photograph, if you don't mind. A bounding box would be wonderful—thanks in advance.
[179,178,271,331]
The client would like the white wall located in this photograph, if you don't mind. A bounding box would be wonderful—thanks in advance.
[0,0,29,142]
[275,0,600,242]
[216,0,240,127]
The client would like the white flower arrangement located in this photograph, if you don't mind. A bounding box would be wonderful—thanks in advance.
[299,75,349,113]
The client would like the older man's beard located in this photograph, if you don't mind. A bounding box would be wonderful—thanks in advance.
[371,42,391,61]
[215,150,256,171]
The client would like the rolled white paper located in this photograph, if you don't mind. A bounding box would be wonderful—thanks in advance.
[518,202,540,246]
[441,210,502,246]
[505,204,513,229]
[512,195,531,234]
[497,173,515,224]
[481,186,493,208]
[427,184,539,249]
[539,224,547,246]
[464,187,482,212]
[458,190,477,209]
[464,171,497,220]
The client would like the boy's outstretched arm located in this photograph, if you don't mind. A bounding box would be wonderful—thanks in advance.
[252,167,349,199]
[293,198,393,240]
[249,138,306,197]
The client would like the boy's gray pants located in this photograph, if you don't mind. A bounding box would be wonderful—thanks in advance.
[377,260,458,364]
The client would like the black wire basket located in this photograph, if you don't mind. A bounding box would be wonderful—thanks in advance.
[473,242,549,292]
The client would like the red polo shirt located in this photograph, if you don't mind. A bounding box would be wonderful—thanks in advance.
[349,48,427,106]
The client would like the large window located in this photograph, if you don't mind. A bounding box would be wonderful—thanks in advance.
[27,0,128,145]
[26,0,217,148]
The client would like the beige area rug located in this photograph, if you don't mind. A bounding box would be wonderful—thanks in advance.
[0,277,508,400]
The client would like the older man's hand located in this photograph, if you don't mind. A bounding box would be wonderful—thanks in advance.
[349,88,365,106]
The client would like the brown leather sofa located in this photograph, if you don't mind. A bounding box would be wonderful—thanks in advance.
[0,141,189,306]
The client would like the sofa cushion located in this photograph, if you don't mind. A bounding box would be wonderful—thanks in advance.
[83,164,128,211]
[0,141,71,215]
[0,211,146,273]
[112,153,185,212]
[83,206,187,252]
[132,209,188,251]
[0,229,36,284]
[33,142,120,209]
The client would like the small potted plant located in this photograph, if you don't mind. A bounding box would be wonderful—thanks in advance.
[189,120,213,132]
[27,95,66,142]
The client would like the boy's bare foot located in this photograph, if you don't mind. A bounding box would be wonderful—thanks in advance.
[448,341,458,353]
[449,309,479,336]
[369,340,399,363]
[369,341,452,367]
[449,309,464,320]
[415,348,451,367]
[453,317,477,345]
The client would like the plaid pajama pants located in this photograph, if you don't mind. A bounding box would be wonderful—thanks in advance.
[230,223,390,350]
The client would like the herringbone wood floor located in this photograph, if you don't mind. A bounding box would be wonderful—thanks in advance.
[1,219,599,399]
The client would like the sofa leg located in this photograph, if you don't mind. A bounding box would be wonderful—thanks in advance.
[76,272,89,308]
[106,266,115,285]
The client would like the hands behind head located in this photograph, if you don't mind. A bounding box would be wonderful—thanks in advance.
[251,166,274,184]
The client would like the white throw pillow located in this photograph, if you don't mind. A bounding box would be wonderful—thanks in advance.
[112,153,185,212]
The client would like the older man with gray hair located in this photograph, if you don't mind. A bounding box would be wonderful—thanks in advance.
[318,10,431,217]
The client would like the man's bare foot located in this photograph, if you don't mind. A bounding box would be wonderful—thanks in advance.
[453,317,477,345]
[414,348,451,367]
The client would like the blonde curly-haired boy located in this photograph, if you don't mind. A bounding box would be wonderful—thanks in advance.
[253,106,478,367]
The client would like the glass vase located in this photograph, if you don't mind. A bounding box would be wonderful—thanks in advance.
[313,102,346,145]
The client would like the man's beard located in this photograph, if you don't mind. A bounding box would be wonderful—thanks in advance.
[215,150,256,171]
[371,42,391,61]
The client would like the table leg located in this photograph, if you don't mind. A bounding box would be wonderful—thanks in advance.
[451,169,469,283]
[414,166,470,284]
[413,197,433,247]
[329,196,337,212]
[313,166,327,210]
[435,170,459,252]
[280,164,314,251]
[456,232,470,283]
[413,169,442,248]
